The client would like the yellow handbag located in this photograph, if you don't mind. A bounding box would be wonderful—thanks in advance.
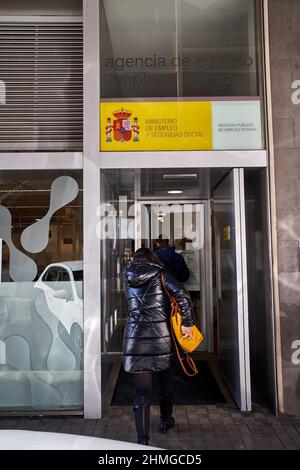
[161,273,204,376]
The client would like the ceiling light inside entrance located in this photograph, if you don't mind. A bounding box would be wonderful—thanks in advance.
[163,174,197,179]
[167,190,183,194]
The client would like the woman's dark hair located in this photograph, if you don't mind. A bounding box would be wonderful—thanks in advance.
[133,247,164,266]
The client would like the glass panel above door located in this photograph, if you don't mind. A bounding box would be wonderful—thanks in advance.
[99,0,264,152]
[100,0,262,99]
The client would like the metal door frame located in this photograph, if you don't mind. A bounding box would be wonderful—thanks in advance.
[135,199,214,353]
[235,169,251,411]
[213,168,251,411]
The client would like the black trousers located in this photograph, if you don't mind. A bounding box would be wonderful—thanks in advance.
[133,369,173,419]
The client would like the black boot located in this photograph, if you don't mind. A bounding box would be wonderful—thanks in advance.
[133,404,150,445]
[159,398,175,433]
[159,416,175,433]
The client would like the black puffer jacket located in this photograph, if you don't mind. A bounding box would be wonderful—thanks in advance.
[122,261,194,373]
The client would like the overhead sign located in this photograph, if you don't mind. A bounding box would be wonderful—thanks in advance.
[100,100,262,151]
[212,101,262,150]
[101,101,212,151]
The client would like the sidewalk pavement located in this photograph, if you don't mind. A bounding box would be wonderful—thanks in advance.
[0,404,299,450]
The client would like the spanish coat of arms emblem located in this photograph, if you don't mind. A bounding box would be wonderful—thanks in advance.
[105,108,140,143]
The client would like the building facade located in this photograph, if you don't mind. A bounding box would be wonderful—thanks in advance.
[269,0,300,416]
[0,0,299,418]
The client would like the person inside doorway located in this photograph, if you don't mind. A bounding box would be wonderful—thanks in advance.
[122,248,194,445]
[154,235,190,283]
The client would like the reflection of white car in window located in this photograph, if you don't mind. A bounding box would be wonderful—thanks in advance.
[34,261,83,334]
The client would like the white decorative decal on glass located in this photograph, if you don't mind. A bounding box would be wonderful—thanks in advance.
[0,333,64,408]
[3,336,31,371]
[21,176,79,253]
[0,339,6,365]
[0,80,6,105]
[0,173,83,411]
[34,292,77,371]
[0,205,38,282]
[0,278,83,408]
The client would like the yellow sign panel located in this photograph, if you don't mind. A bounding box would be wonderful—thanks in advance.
[100,101,212,151]
[224,226,231,241]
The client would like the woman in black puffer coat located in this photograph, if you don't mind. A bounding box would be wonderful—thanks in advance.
[122,248,194,445]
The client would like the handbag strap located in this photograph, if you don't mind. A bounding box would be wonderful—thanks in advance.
[160,272,198,377]
[160,271,173,303]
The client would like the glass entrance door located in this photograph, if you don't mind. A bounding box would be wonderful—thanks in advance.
[136,201,208,350]
[213,169,251,411]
